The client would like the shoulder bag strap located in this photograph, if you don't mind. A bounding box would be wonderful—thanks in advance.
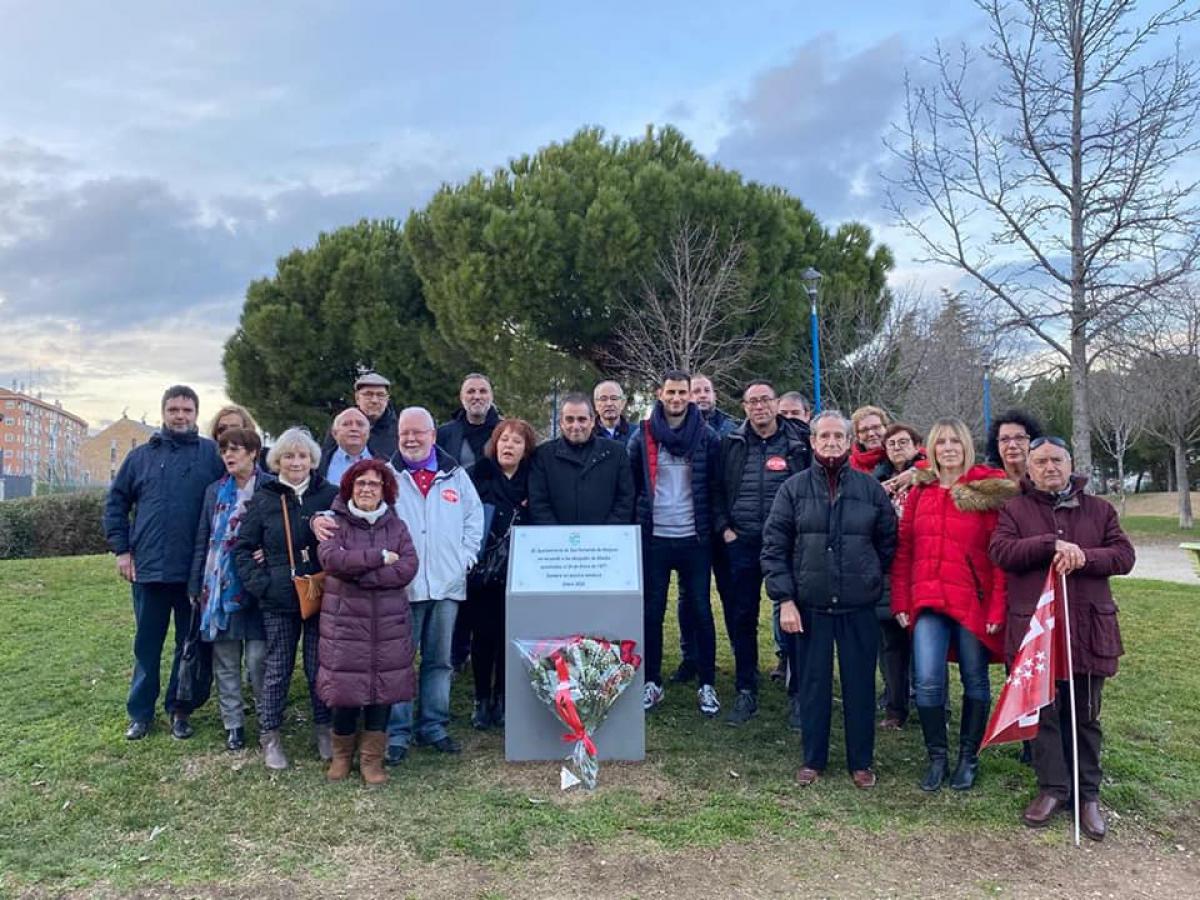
[279,494,298,577]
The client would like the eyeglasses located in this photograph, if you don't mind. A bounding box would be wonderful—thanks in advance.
[856,424,885,435]
[997,434,1030,445]
[1030,436,1068,450]
[353,479,383,490]
[743,396,776,407]
[357,389,389,399]
[884,437,913,450]
[397,429,432,440]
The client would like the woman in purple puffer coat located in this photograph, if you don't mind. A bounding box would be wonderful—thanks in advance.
[317,459,418,785]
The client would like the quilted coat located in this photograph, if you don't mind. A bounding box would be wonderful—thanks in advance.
[890,464,1018,660]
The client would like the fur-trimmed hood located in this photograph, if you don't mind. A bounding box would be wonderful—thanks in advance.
[912,464,1017,512]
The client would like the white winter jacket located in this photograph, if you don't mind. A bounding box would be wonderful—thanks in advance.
[391,449,484,603]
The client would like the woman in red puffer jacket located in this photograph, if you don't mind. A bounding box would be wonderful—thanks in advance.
[892,418,1017,793]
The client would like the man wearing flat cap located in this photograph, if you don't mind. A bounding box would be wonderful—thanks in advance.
[322,371,399,464]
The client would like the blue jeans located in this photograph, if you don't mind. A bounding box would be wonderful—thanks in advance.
[127,582,192,723]
[911,611,991,707]
[387,598,458,748]
[644,536,715,686]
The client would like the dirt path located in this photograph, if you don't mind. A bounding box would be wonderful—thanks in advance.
[1125,539,1199,585]
[47,819,1200,899]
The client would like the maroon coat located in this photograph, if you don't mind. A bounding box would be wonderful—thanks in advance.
[989,476,1135,677]
[316,498,419,708]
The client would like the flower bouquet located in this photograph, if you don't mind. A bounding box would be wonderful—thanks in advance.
[513,635,642,790]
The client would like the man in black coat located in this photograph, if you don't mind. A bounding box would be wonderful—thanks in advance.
[104,385,224,741]
[320,371,398,464]
[761,410,897,789]
[437,373,501,467]
[528,393,634,526]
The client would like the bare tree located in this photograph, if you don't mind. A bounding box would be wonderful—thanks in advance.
[1089,364,1152,515]
[886,0,1200,483]
[601,221,773,392]
[1134,287,1200,528]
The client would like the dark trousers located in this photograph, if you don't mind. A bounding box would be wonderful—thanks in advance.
[644,536,715,686]
[722,535,765,693]
[878,618,911,721]
[127,582,192,723]
[678,536,731,668]
[258,611,330,731]
[332,704,390,735]
[468,581,506,704]
[790,607,879,772]
[1035,675,1105,802]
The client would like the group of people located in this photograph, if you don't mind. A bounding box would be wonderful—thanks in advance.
[104,370,1134,838]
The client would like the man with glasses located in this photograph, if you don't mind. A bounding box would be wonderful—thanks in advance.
[990,435,1134,840]
[849,406,890,474]
[321,371,399,464]
[593,380,635,444]
[713,381,811,725]
[528,393,635,526]
[985,409,1044,482]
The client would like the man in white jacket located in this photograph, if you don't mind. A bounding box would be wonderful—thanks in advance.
[386,406,483,761]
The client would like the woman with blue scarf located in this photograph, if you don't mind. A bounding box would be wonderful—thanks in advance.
[189,426,271,751]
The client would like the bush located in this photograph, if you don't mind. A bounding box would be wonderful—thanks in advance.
[0,490,108,560]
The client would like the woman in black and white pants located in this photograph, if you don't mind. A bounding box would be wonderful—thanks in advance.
[235,427,338,770]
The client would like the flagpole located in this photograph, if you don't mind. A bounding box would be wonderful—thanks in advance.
[1059,572,1081,848]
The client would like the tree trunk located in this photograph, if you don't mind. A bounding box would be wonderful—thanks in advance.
[1116,453,1126,518]
[1166,452,1177,492]
[1069,330,1093,486]
[1068,16,1093,490]
[1175,440,1194,529]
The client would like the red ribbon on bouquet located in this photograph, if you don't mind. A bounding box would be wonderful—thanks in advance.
[551,650,597,756]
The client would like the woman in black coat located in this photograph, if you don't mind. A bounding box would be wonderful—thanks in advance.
[234,427,338,771]
[465,418,537,730]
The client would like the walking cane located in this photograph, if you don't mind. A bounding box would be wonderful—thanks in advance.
[1059,572,1081,848]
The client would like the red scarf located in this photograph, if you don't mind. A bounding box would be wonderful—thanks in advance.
[850,443,886,473]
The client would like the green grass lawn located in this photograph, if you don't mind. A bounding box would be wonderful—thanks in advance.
[1115,515,1198,543]
[1,556,1198,893]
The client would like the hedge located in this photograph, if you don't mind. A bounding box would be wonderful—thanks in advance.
[0,490,109,560]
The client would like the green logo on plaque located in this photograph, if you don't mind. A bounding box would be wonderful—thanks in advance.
[569,532,581,547]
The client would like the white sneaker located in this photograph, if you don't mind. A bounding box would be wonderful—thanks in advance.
[643,682,665,711]
[698,684,720,718]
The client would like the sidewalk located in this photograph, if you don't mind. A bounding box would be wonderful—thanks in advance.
[1124,538,1199,585]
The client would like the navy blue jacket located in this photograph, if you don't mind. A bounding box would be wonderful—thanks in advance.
[103,430,225,584]
[628,418,721,541]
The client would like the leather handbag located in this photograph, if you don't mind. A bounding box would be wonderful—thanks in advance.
[280,494,324,619]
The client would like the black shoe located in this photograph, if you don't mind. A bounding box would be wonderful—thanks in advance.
[725,690,758,726]
[916,704,949,792]
[125,720,151,741]
[491,697,505,728]
[669,661,698,684]
[226,727,246,751]
[385,744,408,766]
[171,716,194,741]
[427,736,462,754]
[769,657,788,683]
[471,700,492,731]
[787,695,803,733]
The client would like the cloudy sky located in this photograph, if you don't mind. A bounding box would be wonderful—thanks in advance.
[2,0,992,428]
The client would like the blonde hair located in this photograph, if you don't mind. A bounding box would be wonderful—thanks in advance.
[850,405,891,433]
[925,417,975,480]
[209,403,258,440]
[266,427,322,473]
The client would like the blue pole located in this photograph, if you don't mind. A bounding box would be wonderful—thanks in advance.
[982,364,992,429]
[810,294,822,414]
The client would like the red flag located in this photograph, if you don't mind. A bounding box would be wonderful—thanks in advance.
[982,569,1068,748]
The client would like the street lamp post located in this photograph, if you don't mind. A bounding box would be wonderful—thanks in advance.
[802,267,823,414]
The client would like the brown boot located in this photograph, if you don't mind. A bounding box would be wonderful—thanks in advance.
[326,732,357,782]
[359,730,389,785]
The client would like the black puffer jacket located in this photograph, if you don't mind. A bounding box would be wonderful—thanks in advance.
[437,406,501,467]
[528,435,634,525]
[714,417,812,537]
[761,462,898,614]
[234,474,339,615]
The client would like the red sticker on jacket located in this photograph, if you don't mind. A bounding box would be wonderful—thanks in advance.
[441,488,459,503]
[766,456,788,472]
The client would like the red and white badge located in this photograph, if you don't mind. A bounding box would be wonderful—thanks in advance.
[441,488,460,503]
[766,456,788,472]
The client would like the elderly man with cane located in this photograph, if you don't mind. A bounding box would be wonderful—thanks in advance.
[989,436,1135,841]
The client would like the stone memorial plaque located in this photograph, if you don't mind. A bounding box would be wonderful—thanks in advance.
[504,524,644,762]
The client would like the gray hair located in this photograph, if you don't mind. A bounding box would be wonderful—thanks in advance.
[810,409,851,437]
[266,426,322,472]
[332,407,370,429]
[398,406,436,430]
